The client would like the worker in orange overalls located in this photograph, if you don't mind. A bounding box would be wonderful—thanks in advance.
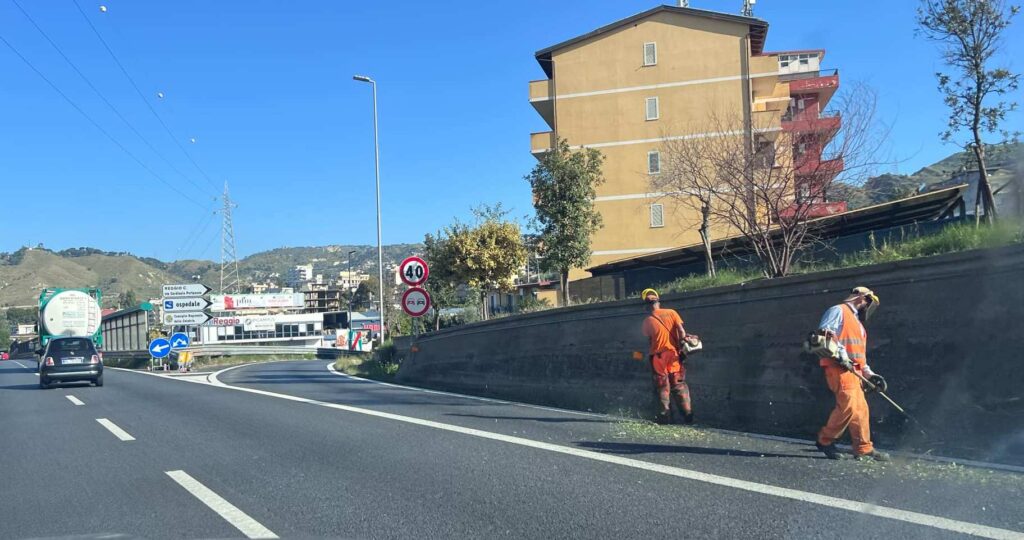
[815,286,890,461]
[641,289,697,425]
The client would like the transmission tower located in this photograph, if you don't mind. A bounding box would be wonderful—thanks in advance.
[741,0,756,17]
[219,181,241,294]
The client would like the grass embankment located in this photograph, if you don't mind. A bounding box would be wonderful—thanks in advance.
[332,341,401,382]
[656,222,1023,295]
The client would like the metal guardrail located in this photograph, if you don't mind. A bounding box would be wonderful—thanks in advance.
[188,345,318,357]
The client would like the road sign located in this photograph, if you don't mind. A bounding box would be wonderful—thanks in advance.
[163,312,212,326]
[399,256,429,286]
[401,287,431,317]
[162,283,212,299]
[169,332,190,350]
[162,297,212,312]
[149,338,171,359]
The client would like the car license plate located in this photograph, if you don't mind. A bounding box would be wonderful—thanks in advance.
[63,357,84,364]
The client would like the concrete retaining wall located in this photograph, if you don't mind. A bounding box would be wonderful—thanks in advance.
[395,245,1024,465]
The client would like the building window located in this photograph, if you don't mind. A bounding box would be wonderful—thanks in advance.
[643,42,657,66]
[650,204,665,228]
[645,97,659,121]
[648,150,661,174]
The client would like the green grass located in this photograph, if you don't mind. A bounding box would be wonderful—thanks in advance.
[333,350,400,382]
[657,269,764,295]
[189,353,315,370]
[838,221,1023,268]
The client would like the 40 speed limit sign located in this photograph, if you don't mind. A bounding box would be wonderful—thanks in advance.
[401,287,431,317]
[399,256,429,286]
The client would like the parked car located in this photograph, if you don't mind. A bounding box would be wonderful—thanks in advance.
[0,352,9,361]
[38,337,103,389]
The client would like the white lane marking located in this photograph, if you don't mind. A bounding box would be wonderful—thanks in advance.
[166,470,278,539]
[196,369,1024,540]
[96,418,135,441]
[65,395,85,406]
[324,362,609,419]
[13,361,28,369]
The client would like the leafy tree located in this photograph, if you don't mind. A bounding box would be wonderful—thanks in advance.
[0,313,11,351]
[118,289,138,309]
[423,232,462,331]
[918,0,1021,223]
[525,138,605,305]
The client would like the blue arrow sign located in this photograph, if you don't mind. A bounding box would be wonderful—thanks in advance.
[149,338,171,359]
[170,332,190,350]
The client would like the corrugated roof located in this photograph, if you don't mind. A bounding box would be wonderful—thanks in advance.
[535,5,768,77]
[587,184,969,275]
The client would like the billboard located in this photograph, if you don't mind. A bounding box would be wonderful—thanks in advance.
[211,293,304,311]
[242,315,276,331]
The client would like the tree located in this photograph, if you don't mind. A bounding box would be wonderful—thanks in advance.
[428,205,527,321]
[525,137,605,306]
[118,289,138,309]
[918,0,1021,224]
[657,83,887,278]
[0,313,11,351]
[423,232,462,331]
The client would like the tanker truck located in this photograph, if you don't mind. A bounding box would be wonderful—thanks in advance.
[37,288,103,349]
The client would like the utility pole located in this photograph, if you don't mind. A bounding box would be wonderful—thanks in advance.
[219,181,240,294]
[353,75,386,339]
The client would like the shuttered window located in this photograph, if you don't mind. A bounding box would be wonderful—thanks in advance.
[643,42,657,66]
[646,97,659,121]
[648,151,661,174]
[650,204,665,228]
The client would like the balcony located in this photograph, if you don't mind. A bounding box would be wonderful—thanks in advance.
[531,131,554,156]
[783,69,839,108]
[783,110,841,137]
[796,156,844,179]
[529,79,555,129]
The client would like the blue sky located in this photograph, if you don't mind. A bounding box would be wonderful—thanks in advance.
[0,0,1020,260]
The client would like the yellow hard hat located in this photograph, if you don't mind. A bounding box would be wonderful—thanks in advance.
[641,288,659,301]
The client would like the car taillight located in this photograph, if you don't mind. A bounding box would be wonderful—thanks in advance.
[45,357,54,366]
[90,355,100,364]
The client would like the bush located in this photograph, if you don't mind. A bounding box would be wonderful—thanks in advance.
[842,221,1023,267]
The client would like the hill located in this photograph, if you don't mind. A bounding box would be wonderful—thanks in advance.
[845,142,1022,209]
[0,243,423,308]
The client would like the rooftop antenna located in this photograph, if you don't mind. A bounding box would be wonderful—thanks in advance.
[742,0,756,16]
[219,180,241,294]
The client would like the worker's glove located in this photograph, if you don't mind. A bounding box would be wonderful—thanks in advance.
[835,348,855,372]
[867,374,887,393]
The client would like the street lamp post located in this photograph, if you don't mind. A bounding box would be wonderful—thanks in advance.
[353,74,386,341]
[347,250,356,348]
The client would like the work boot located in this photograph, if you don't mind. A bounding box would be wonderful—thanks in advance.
[682,411,695,425]
[855,450,891,462]
[654,412,671,425]
[815,442,848,460]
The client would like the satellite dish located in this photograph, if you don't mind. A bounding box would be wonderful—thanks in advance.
[99,5,107,13]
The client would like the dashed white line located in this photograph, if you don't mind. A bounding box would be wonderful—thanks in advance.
[13,360,28,369]
[166,470,278,539]
[65,395,85,406]
[96,418,135,441]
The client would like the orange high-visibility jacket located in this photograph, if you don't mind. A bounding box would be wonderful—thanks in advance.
[819,304,867,372]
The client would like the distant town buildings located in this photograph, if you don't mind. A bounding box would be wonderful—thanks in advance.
[287,264,314,287]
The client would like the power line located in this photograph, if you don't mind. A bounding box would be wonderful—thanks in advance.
[8,0,217,199]
[176,204,218,259]
[0,32,206,208]
[70,0,221,192]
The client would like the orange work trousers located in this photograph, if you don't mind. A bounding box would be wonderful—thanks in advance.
[817,365,874,455]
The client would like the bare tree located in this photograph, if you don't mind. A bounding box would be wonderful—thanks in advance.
[918,0,1021,224]
[655,83,888,278]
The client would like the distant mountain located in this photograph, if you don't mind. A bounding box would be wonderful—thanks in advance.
[0,243,423,308]
[845,142,1022,209]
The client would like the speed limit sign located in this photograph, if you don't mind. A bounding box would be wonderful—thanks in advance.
[399,256,429,286]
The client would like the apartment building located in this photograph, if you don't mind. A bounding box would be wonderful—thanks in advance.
[529,5,841,278]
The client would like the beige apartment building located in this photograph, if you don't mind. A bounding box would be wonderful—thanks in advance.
[529,5,839,279]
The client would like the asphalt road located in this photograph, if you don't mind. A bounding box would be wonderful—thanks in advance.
[2,358,1022,539]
